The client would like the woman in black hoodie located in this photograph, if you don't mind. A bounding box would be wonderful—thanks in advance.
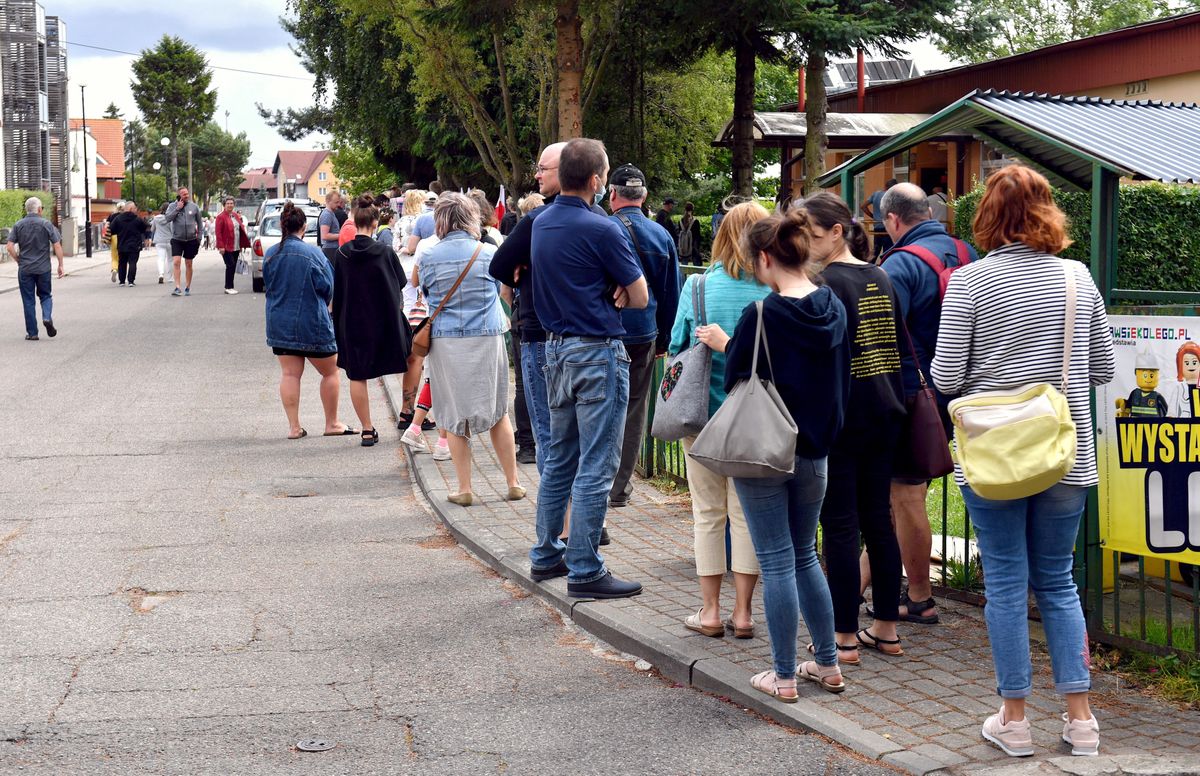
[697,209,850,701]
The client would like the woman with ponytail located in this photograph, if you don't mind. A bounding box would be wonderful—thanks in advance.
[696,209,850,701]
[800,191,907,664]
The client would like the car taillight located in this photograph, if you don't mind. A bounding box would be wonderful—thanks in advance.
[253,239,263,257]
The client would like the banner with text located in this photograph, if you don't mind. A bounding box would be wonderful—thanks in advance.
[1097,315,1200,562]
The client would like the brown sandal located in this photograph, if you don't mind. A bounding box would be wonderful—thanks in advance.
[725,619,755,639]
[684,610,724,638]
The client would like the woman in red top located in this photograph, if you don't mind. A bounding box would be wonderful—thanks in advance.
[215,197,251,295]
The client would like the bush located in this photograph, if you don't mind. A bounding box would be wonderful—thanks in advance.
[0,190,56,230]
[952,182,1200,294]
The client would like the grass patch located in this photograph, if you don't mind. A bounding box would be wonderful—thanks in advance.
[927,477,969,539]
[1094,635,1200,709]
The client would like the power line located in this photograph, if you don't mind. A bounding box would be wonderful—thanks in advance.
[66,40,312,81]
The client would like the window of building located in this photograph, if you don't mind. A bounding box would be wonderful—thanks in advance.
[892,150,910,183]
[980,143,1013,175]
[318,171,327,181]
[319,187,326,196]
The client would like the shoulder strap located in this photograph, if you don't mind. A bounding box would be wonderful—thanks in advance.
[693,273,707,327]
[751,300,776,384]
[952,238,970,266]
[426,242,485,327]
[887,244,943,277]
[616,214,646,267]
[1061,261,1077,392]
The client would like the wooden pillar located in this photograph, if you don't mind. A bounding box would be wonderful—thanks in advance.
[781,143,792,197]
[798,68,806,112]
[857,49,865,112]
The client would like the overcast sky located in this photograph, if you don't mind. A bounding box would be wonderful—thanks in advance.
[61,1,959,171]
[64,0,327,168]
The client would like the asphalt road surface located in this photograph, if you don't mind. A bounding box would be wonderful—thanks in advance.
[0,251,892,775]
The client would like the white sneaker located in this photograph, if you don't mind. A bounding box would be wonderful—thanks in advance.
[224,288,238,295]
[1062,714,1099,756]
[432,442,451,461]
[982,707,1034,757]
[401,429,430,454]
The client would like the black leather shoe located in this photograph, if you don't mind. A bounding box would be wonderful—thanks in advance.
[43,319,56,338]
[567,572,642,599]
[516,446,537,464]
[599,527,611,546]
[608,496,629,508]
[531,560,568,582]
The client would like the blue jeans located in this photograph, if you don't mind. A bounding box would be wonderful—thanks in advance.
[18,271,52,337]
[734,456,836,679]
[529,337,630,583]
[961,483,1091,698]
[520,341,552,476]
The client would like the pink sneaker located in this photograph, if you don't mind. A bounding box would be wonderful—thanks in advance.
[432,440,451,461]
[401,428,430,453]
[1062,714,1099,756]
[981,706,1034,757]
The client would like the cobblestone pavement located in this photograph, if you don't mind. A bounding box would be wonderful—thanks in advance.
[384,375,1199,775]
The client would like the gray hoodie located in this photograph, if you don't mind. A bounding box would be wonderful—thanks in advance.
[163,200,204,241]
[151,214,173,247]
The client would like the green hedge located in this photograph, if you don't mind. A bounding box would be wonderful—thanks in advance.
[0,190,56,230]
[953,182,1200,294]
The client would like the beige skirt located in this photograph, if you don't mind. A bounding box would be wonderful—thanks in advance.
[425,334,509,437]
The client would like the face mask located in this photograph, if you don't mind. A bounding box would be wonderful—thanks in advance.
[594,185,607,207]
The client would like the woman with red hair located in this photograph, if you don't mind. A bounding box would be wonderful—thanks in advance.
[932,165,1115,758]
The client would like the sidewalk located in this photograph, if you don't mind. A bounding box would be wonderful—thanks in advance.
[381,375,1200,776]
[0,251,114,295]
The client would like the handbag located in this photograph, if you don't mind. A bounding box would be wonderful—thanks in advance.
[235,255,250,275]
[689,300,798,478]
[947,261,1078,500]
[410,242,484,358]
[650,274,711,441]
[893,319,955,480]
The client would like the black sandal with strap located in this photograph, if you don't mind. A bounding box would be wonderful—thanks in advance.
[807,641,861,666]
[899,592,940,624]
[856,628,904,656]
[361,428,379,447]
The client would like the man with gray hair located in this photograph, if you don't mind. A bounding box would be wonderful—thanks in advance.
[606,163,681,509]
[6,196,64,340]
[877,181,977,626]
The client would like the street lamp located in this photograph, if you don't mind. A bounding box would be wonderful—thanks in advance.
[80,83,92,257]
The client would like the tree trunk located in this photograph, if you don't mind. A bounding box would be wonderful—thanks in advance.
[802,45,828,195]
[731,35,757,198]
[555,0,583,140]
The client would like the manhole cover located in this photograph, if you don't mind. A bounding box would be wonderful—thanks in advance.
[296,738,335,752]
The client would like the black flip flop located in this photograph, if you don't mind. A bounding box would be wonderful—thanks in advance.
[323,427,359,436]
[288,428,308,440]
[857,628,904,656]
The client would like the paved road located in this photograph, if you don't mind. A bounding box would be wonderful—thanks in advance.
[0,251,889,775]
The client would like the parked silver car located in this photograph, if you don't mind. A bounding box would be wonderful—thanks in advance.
[250,209,321,293]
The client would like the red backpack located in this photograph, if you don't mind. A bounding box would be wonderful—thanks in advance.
[885,239,972,300]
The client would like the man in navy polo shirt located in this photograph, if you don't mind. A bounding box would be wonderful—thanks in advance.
[528,138,649,600]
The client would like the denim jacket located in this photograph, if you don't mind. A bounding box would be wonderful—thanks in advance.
[262,235,337,352]
[420,231,508,338]
[610,206,682,349]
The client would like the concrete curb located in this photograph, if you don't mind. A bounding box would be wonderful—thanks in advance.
[380,373,949,776]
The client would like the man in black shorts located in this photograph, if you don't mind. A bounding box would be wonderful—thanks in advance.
[163,187,204,297]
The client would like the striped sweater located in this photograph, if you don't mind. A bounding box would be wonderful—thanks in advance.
[931,243,1116,487]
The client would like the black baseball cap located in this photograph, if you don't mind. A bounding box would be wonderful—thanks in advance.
[662,197,676,205]
[609,163,646,188]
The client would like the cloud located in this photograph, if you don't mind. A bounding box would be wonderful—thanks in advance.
[69,45,330,169]
[59,0,292,52]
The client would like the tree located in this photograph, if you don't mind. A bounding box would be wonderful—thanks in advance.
[187,122,252,208]
[121,171,167,209]
[939,0,1189,62]
[330,136,397,194]
[103,102,122,119]
[130,36,217,190]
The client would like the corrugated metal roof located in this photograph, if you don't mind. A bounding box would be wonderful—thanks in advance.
[816,90,1200,189]
[715,112,930,145]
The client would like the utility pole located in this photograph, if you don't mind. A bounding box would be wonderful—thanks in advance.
[81,84,92,258]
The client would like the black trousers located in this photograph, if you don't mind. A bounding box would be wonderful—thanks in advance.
[610,341,657,501]
[820,418,904,632]
[222,251,239,289]
[117,250,140,284]
[510,328,535,449]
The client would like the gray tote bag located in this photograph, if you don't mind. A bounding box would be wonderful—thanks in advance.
[651,274,711,441]
[688,300,797,478]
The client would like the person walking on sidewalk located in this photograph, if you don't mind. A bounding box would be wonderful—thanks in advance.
[801,192,907,665]
[104,201,123,283]
[932,166,1113,758]
[416,193,524,506]
[108,201,150,287]
[163,187,204,297]
[151,206,173,284]
[319,190,343,263]
[607,163,681,510]
[332,196,412,447]
[527,138,649,600]
[669,201,769,642]
[698,209,850,701]
[262,202,355,441]
[7,196,63,341]
[215,197,251,295]
[876,181,977,625]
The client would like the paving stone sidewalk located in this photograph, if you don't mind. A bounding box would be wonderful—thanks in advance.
[381,376,1199,775]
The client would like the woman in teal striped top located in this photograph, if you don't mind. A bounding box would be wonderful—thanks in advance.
[668,201,771,641]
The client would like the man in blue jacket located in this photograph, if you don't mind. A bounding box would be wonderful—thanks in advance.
[528,139,649,600]
[880,181,978,626]
[607,163,682,509]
